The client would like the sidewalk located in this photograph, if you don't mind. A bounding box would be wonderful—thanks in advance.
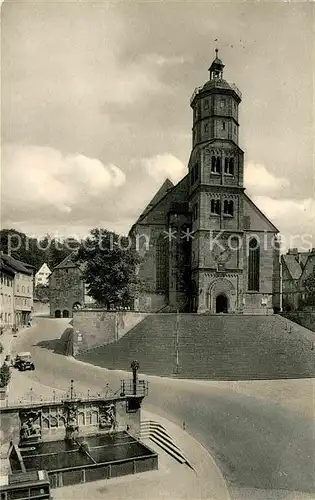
[141,409,231,500]
[2,364,231,500]
[0,329,15,366]
[0,321,40,367]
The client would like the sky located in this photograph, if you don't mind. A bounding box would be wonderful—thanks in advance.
[1,0,314,251]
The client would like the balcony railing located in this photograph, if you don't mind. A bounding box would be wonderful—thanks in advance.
[190,80,242,104]
[120,379,149,397]
[230,83,242,100]
[190,86,203,105]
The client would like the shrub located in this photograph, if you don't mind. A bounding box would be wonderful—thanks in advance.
[0,363,11,388]
[0,343,3,354]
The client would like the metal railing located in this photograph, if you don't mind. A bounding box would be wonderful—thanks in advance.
[120,379,148,397]
[190,80,242,104]
[1,378,149,409]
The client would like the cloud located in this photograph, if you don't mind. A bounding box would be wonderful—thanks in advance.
[101,62,165,105]
[143,53,188,66]
[139,154,186,184]
[2,144,126,214]
[252,195,315,250]
[245,162,290,195]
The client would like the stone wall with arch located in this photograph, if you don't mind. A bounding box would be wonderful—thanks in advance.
[206,277,236,313]
[196,272,242,313]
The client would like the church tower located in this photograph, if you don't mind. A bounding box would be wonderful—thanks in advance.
[131,50,279,315]
[188,50,245,313]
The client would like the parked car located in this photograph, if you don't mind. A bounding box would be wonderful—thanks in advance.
[14,352,35,371]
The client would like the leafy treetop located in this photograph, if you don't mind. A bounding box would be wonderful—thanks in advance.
[76,228,142,309]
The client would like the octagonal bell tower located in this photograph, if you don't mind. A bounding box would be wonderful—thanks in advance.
[188,50,245,313]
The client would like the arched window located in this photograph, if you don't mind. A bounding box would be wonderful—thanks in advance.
[223,200,234,216]
[210,199,221,215]
[248,238,260,291]
[156,235,168,292]
[211,156,216,172]
[224,158,234,175]
[211,155,222,174]
[78,413,85,426]
[216,157,221,172]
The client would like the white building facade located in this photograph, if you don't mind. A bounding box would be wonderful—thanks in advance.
[35,263,51,287]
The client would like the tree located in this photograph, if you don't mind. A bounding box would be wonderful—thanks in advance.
[0,229,79,271]
[76,228,143,309]
[302,267,315,306]
[35,284,49,302]
[0,363,11,388]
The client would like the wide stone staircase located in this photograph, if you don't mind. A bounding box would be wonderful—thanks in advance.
[77,314,315,380]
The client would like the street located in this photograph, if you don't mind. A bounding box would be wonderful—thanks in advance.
[12,318,315,500]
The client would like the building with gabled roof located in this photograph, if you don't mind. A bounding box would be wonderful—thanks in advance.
[49,252,95,318]
[1,253,34,327]
[281,248,315,311]
[35,263,51,287]
[0,260,15,330]
[130,51,281,314]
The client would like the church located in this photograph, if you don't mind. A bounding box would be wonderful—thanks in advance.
[130,51,281,314]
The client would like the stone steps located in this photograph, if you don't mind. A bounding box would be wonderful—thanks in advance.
[78,314,315,380]
[140,420,189,465]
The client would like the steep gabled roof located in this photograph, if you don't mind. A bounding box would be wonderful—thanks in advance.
[17,260,36,270]
[131,175,189,229]
[52,251,86,273]
[282,254,302,280]
[244,194,279,233]
[1,254,33,275]
[53,252,78,270]
[0,261,16,277]
[299,251,315,281]
[137,178,174,221]
[36,263,51,275]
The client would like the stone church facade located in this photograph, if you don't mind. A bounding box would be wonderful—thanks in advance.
[130,52,281,314]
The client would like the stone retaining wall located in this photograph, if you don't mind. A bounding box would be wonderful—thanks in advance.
[281,309,315,332]
[72,310,148,355]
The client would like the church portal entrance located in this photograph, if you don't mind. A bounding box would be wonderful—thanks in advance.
[216,294,228,314]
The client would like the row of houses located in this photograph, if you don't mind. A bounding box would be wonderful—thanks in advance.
[281,248,315,311]
[0,253,35,330]
[0,251,94,325]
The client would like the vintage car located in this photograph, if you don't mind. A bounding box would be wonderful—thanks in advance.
[14,352,35,371]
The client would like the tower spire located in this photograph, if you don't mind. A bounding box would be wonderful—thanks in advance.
[209,48,224,81]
